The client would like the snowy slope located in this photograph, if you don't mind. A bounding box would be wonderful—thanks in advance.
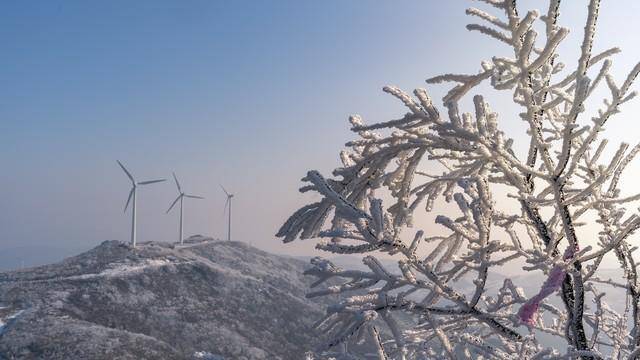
[0,239,329,360]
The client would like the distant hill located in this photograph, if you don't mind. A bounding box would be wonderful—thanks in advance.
[0,238,330,360]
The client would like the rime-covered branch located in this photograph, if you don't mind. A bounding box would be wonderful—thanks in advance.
[279,1,640,358]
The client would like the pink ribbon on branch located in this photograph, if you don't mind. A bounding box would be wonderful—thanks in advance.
[518,245,577,326]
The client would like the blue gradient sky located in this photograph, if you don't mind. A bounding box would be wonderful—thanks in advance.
[2,1,640,263]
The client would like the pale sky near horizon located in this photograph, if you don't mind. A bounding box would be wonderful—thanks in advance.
[3,1,640,267]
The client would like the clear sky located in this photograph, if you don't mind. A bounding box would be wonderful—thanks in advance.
[2,1,640,266]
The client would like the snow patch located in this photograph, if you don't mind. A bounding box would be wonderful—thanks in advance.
[0,309,25,335]
[67,259,174,280]
[193,351,224,360]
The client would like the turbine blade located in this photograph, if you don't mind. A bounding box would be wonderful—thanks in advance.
[220,184,230,196]
[166,195,182,213]
[117,160,135,183]
[223,197,229,216]
[185,194,204,199]
[172,172,182,192]
[138,179,166,185]
[124,187,134,212]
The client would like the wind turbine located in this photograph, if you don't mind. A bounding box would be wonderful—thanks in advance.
[167,172,204,244]
[221,185,234,241]
[117,160,166,247]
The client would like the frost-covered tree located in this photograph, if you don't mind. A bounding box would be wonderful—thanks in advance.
[278,0,640,359]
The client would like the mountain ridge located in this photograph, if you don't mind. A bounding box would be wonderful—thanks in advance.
[0,238,327,360]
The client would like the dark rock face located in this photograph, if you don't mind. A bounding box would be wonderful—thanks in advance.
[0,240,324,360]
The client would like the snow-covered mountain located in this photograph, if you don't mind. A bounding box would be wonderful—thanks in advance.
[0,238,329,360]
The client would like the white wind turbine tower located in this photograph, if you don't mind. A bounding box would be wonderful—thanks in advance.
[117,160,166,247]
[220,185,234,241]
[167,172,204,244]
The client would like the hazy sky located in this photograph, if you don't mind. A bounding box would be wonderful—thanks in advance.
[3,1,640,264]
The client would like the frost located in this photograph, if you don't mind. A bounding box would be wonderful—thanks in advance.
[279,0,640,358]
[0,240,329,359]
